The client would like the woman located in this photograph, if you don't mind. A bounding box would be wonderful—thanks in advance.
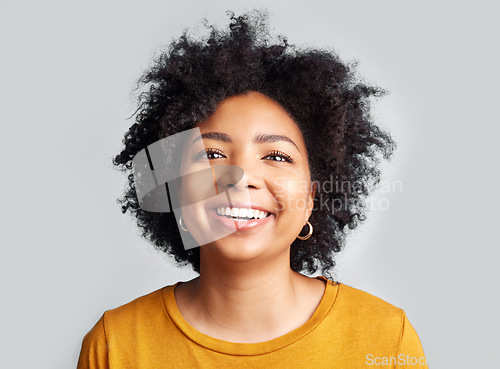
[77,10,428,368]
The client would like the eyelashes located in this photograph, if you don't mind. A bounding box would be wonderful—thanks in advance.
[202,148,225,160]
[199,148,294,163]
[265,150,294,163]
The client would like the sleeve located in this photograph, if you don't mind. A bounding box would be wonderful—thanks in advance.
[77,313,109,369]
[397,313,429,368]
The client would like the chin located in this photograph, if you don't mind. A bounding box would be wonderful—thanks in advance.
[202,237,270,261]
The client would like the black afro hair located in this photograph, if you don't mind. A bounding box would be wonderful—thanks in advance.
[112,9,396,280]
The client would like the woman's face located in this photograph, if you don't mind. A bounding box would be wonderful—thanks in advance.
[179,91,316,264]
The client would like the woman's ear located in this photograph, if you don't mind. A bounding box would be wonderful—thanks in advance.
[305,181,317,222]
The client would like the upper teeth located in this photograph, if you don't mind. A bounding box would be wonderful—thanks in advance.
[216,207,270,219]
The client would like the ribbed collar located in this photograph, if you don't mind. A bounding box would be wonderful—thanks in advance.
[162,275,339,355]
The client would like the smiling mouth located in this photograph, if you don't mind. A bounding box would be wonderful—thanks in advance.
[214,207,273,221]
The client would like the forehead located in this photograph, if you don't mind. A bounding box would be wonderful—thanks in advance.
[197,92,306,147]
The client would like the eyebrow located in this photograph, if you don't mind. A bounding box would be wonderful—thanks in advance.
[192,132,301,152]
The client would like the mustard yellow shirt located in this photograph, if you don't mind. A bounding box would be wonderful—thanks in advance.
[77,276,428,368]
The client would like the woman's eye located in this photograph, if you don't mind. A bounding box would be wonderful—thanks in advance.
[206,152,224,159]
[200,148,225,160]
[264,151,294,163]
[197,149,293,163]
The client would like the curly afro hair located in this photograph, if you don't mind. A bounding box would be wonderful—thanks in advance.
[112,9,396,280]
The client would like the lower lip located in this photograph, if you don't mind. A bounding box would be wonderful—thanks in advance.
[207,209,274,231]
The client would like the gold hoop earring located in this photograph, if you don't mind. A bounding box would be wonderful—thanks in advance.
[297,221,313,240]
[179,216,188,232]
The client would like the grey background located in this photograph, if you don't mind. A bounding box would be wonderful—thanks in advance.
[1,0,498,368]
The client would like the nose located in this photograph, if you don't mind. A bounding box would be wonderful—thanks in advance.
[214,161,263,192]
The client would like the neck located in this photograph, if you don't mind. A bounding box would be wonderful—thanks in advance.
[181,252,314,342]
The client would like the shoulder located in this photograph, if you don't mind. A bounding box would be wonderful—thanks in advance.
[99,283,177,337]
[333,282,406,338]
[78,283,182,367]
[107,285,168,316]
[337,283,404,315]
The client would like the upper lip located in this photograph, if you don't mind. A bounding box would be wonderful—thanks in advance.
[208,201,275,215]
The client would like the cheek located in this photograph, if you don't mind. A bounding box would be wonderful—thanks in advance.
[177,175,222,246]
[177,168,216,208]
[179,180,200,206]
[271,174,311,213]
